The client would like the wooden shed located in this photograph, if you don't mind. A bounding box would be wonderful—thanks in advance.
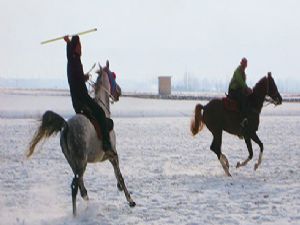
[158,76,171,95]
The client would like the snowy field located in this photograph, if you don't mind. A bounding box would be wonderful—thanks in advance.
[0,89,299,225]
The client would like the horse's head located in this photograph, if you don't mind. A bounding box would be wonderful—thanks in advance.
[113,83,122,102]
[265,72,282,105]
[94,64,121,102]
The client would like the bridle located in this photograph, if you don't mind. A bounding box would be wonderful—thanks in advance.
[84,63,117,116]
[86,63,117,102]
[95,95,111,116]
[264,75,280,106]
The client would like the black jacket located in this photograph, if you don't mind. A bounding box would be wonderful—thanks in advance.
[65,41,111,143]
[66,43,88,112]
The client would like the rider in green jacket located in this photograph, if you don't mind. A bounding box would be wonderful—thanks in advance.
[228,57,252,127]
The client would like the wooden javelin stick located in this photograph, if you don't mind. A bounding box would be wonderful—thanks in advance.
[41,28,97,45]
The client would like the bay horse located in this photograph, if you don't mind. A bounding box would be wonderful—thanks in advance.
[27,64,135,216]
[191,72,282,176]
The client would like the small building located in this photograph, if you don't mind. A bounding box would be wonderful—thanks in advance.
[158,76,171,95]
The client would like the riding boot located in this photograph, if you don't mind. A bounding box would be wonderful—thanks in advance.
[102,139,112,152]
[239,105,250,139]
[101,121,114,153]
[102,138,116,157]
[240,109,251,137]
[239,96,248,128]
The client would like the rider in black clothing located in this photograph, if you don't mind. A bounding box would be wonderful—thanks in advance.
[64,35,112,152]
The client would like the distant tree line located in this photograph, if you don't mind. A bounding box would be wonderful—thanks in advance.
[172,73,300,93]
[172,73,228,92]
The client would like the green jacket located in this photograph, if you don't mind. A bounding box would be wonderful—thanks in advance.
[228,65,248,91]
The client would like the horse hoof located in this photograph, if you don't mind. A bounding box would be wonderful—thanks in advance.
[254,164,259,171]
[129,201,136,207]
[83,195,89,201]
[236,162,241,168]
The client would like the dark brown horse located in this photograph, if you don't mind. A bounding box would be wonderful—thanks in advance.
[191,73,282,176]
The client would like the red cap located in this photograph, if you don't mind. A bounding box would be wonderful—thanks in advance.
[240,57,247,67]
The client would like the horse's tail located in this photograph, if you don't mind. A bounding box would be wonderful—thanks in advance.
[27,110,67,158]
[191,103,205,136]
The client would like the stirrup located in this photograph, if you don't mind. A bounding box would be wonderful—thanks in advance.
[240,118,248,128]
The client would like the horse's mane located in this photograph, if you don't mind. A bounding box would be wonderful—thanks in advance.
[94,68,107,95]
[252,76,267,94]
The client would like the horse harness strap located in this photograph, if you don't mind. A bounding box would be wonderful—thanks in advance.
[95,96,111,115]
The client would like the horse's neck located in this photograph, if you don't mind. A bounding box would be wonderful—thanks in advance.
[250,79,267,113]
[94,71,111,118]
[95,90,110,118]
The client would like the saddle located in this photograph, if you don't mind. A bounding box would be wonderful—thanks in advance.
[222,96,239,112]
[78,108,114,140]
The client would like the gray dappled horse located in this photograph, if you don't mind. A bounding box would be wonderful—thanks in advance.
[27,65,135,216]
[191,73,282,176]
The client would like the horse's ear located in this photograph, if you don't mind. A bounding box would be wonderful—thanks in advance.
[267,72,272,78]
[96,63,102,76]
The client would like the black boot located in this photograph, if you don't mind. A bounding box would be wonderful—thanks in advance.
[103,140,117,157]
[103,140,112,152]
[240,117,250,138]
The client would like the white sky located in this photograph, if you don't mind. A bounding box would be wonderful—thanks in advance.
[1,0,300,87]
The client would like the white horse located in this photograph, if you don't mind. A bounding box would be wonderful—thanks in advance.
[27,65,135,216]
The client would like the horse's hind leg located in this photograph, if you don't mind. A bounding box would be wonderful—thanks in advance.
[70,165,87,216]
[112,157,123,191]
[236,137,253,168]
[250,133,264,170]
[107,156,121,191]
[219,153,231,177]
[78,169,88,200]
[210,131,231,176]
[109,156,136,207]
[71,174,79,216]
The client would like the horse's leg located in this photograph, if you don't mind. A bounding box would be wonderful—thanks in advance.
[250,133,264,170]
[236,137,253,168]
[109,156,136,207]
[220,153,231,177]
[210,131,231,177]
[78,164,88,201]
[71,174,79,216]
[61,134,80,216]
[221,153,230,169]
[70,165,87,216]
[111,156,123,191]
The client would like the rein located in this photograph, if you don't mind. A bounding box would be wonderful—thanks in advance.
[86,64,116,103]
[94,73,116,102]
[264,97,278,106]
[84,62,119,116]
[263,100,272,107]
[251,76,272,109]
[95,95,111,115]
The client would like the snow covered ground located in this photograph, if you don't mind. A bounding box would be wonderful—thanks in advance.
[0,89,299,225]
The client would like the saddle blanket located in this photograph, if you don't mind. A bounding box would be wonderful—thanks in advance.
[222,97,239,112]
[79,111,114,140]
